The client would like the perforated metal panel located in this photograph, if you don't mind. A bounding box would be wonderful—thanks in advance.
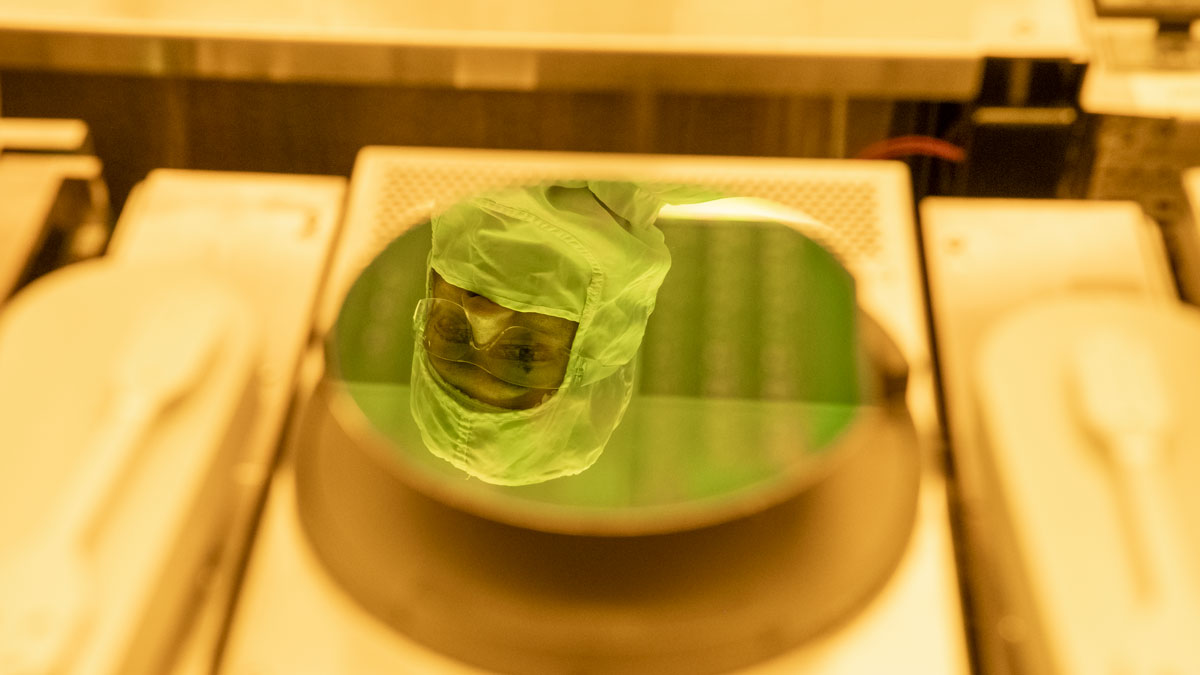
[322,146,936,441]
[365,162,882,268]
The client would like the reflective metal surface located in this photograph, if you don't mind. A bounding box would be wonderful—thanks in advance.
[301,188,918,673]
[296,371,919,675]
[0,0,1087,95]
[280,144,931,672]
[327,208,893,532]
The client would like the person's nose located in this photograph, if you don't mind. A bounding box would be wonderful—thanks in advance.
[464,301,514,346]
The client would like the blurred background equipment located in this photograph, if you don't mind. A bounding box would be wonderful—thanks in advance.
[974,295,1200,675]
[1173,167,1200,303]
[0,118,110,301]
[0,0,1088,209]
[920,196,1197,675]
[106,168,346,675]
[0,260,260,675]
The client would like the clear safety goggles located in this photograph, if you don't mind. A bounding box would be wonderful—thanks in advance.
[413,297,575,390]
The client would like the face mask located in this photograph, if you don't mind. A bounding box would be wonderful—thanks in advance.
[409,339,638,485]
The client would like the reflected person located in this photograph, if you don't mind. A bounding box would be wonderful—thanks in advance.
[410,182,675,486]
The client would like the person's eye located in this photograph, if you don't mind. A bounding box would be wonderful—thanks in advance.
[495,343,553,364]
[433,317,471,343]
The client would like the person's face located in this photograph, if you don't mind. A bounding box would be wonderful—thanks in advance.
[426,272,578,409]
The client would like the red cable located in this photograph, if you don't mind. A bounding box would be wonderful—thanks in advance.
[855,135,966,163]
